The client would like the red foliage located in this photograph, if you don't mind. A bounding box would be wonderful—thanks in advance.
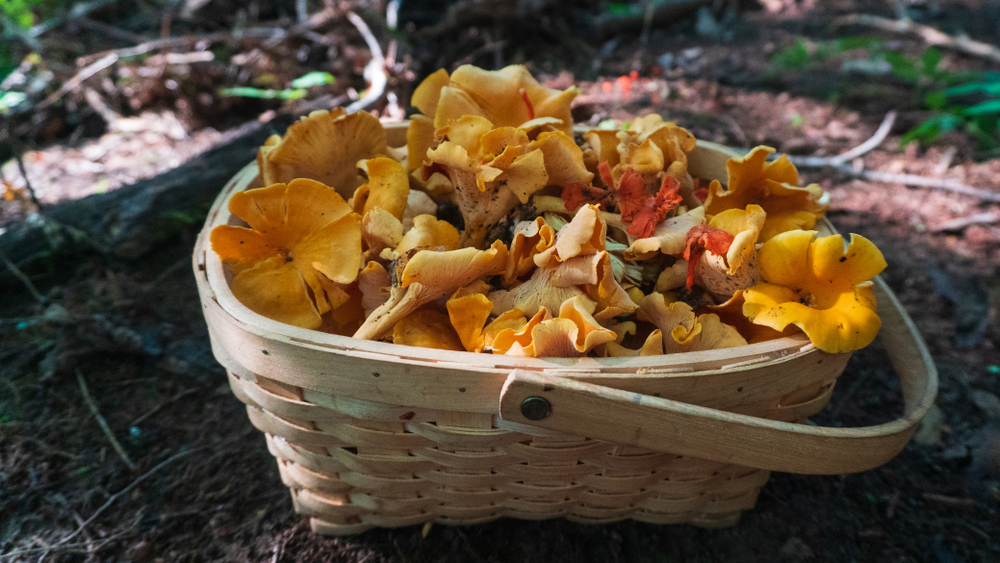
[623,176,683,238]
[616,168,648,222]
[682,225,736,289]
[598,161,614,188]
[560,183,610,211]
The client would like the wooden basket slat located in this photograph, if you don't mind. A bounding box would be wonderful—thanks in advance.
[310,422,438,449]
[300,390,438,422]
[415,470,513,489]
[339,473,428,494]
[279,461,353,494]
[423,488,513,504]
[267,435,347,473]
[311,519,371,535]
[404,422,529,447]
[433,506,507,520]
[339,454,439,476]
[499,483,590,501]
[410,449,520,469]
[246,406,350,447]
[578,490,652,507]
[295,490,370,518]
[229,373,351,423]
[498,441,614,462]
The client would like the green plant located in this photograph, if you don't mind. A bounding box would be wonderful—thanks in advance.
[1,0,68,82]
[219,71,335,100]
[770,37,999,150]
[903,71,1000,149]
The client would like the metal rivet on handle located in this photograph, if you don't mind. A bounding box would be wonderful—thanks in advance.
[520,396,551,421]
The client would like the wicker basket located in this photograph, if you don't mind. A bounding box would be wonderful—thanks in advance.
[193,123,938,535]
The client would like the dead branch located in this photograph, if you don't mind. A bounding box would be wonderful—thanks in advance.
[783,110,1000,202]
[128,388,199,427]
[592,0,711,39]
[345,11,386,114]
[27,0,121,38]
[53,449,197,548]
[832,13,1000,65]
[831,165,1000,203]
[36,53,118,112]
[788,111,898,168]
[76,9,338,66]
[76,369,137,471]
[0,96,341,275]
[1,252,47,304]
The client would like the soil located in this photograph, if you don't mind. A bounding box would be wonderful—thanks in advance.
[2,1,999,562]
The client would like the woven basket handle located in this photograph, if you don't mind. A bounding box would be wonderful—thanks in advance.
[499,276,938,475]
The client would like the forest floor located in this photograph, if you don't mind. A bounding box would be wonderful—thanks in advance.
[1,1,999,562]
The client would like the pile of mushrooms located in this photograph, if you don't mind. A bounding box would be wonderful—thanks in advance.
[212,64,886,356]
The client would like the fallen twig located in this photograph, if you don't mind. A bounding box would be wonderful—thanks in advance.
[75,16,150,44]
[787,111,898,168]
[833,166,1000,203]
[1,252,47,304]
[76,10,338,66]
[27,0,121,38]
[345,11,386,114]
[36,53,119,112]
[53,448,197,547]
[922,492,978,508]
[2,529,134,559]
[931,211,1000,232]
[833,13,1000,65]
[128,388,198,427]
[14,150,42,210]
[76,369,137,471]
[780,110,1000,202]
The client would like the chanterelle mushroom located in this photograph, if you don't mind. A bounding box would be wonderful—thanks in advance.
[257,108,388,200]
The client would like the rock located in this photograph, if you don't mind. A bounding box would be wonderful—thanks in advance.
[971,390,1000,419]
[779,536,814,560]
[913,403,946,445]
[161,337,225,386]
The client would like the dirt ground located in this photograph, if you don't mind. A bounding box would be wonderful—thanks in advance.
[2,1,1000,562]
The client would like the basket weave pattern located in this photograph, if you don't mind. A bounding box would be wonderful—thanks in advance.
[226,364,837,534]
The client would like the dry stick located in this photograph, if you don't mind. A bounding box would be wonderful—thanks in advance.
[54,449,196,547]
[832,13,1000,65]
[787,111,898,168]
[76,28,286,65]
[76,16,150,44]
[128,388,198,427]
[26,0,121,38]
[345,11,387,114]
[840,167,1000,203]
[14,151,43,210]
[75,369,137,471]
[36,53,118,112]
[0,252,47,304]
[76,11,338,66]
[783,111,1000,203]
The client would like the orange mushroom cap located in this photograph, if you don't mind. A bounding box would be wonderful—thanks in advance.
[211,178,362,329]
[703,146,828,242]
[257,108,387,200]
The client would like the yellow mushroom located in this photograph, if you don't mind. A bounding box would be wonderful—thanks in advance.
[742,230,886,353]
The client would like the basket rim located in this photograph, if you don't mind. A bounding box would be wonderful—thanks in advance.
[193,127,839,379]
